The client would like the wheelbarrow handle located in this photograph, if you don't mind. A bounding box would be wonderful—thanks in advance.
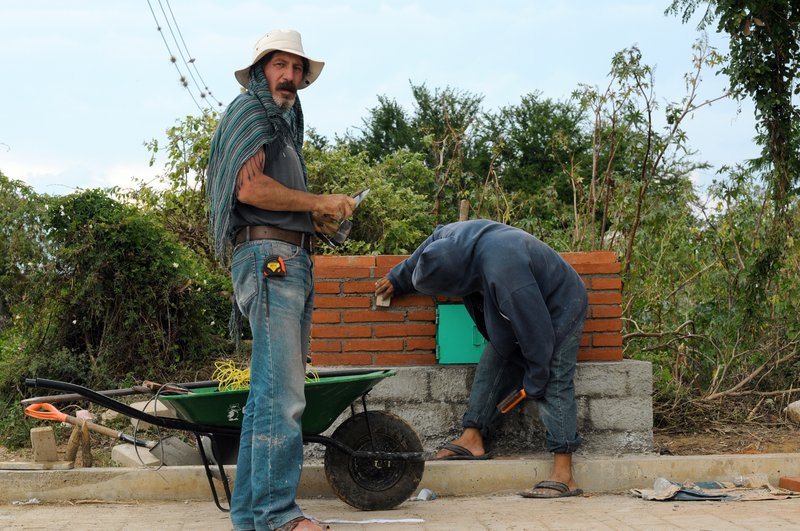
[21,380,219,406]
[24,378,240,437]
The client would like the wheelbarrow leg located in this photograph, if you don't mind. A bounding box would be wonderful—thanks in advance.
[360,394,376,450]
[194,432,232,512]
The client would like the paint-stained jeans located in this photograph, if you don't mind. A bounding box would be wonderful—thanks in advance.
[229,240,313,531]
[462,314,585,454]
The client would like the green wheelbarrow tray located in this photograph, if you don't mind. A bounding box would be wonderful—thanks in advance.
[159,368,396,435]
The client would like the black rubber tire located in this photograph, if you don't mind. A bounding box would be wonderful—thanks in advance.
[324,411,424,510]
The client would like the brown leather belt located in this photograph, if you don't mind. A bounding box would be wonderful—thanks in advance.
[234,226,313,252]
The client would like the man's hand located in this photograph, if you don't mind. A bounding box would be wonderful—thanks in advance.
[312,212,340,235]
[314,194,356,221]
[375,276,395,299]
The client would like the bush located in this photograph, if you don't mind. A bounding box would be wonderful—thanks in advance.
[0,189,232,446]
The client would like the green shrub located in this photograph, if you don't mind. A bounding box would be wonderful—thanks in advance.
[0,189,232,447]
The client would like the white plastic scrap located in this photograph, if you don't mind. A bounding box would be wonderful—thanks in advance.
[12,498,41,505]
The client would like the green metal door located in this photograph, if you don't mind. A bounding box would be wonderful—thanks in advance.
[436,303,486,364]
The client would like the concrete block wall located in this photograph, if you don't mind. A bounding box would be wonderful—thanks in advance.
[305,361,654,459]
[311,251,623,365]
[302,251,654,457]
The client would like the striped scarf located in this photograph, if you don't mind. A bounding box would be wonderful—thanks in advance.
[206,65,307,265]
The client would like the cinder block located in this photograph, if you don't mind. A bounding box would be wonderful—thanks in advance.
[371,368,430,401]
[582,430,655,454]
[389,402,456,448]
[31,426,59,462]
[111,443,160,467]
[588,397,653,432]
[624,361,655,397]
[427,366,475,403]
[149,436,203,466]
[576,361,652,399]
[779,476,800,492]
[576,362,630,398]
[128,400,177,430]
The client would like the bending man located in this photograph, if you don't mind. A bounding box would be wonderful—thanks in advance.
[375,219,587,498]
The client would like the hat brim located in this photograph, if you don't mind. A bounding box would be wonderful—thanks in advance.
[234,49,324,89]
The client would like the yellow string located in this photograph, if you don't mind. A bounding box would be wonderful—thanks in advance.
[212,360,250,391]
[211,359,322,391]
[306,363,320,382]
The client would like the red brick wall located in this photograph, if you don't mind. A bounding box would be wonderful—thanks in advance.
[311,252,622,365]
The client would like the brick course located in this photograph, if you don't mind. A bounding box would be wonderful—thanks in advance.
[311,251,623,365]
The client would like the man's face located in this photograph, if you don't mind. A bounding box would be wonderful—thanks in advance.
[263,51,305,109]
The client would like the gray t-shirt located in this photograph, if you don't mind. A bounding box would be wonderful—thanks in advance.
[230,141,315,234]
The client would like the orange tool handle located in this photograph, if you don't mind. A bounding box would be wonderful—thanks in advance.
[497,389,527,414]
[24,403,67,422]
[24,403,121,440]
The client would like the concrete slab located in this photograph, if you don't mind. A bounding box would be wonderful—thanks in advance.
[1,452,798,503]
[4,492,800,531]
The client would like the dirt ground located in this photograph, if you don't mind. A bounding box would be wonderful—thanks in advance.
[653,424,799,455]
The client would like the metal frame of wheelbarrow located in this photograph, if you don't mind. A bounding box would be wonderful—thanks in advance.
[24,375,426,512]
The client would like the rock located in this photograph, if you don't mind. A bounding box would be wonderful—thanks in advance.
[783,400,800,423]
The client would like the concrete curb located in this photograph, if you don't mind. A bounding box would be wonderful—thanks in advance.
[2,453,798,503]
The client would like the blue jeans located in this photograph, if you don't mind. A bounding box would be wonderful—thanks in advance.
[229,240,314,531]
[463,315,585,454]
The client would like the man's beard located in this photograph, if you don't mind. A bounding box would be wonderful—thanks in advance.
[275,94,296,109]
[273,81,297,109]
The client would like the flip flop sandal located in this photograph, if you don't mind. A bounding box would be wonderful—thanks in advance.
[274,517,330,531]
[434,442,493,460]
[519,480,583,498]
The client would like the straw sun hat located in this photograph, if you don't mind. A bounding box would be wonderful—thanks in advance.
[234,29,324,89]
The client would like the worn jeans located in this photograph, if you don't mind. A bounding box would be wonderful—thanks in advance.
[229,240,314,531]
[462,315,585,454]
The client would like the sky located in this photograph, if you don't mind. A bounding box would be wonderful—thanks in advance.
[1,1,760,196]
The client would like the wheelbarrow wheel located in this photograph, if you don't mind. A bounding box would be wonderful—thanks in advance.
[324,411,424,510]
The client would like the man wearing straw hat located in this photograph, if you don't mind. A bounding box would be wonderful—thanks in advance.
[207,29,353,531]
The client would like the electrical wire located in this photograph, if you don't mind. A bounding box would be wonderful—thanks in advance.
[145,0,217,113]
[161,0,225,108]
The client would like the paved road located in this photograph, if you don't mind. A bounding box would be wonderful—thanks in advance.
[3,493,800,530]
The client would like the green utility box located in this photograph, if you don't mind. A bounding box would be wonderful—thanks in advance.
[436,303,486,364]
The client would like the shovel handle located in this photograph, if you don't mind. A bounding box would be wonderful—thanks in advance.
[24,403,67,422]
[25,403,122,440]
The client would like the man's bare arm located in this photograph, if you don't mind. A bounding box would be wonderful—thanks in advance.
[236,149,354,219]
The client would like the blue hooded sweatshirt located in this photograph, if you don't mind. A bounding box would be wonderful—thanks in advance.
[387,220,588,398]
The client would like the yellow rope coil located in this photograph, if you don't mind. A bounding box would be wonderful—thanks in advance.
[212,359,322,391]
[212,360,250,391]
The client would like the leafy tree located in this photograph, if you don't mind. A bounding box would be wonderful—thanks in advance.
[341,83,485,223]
[476,92,590,239]
[342,95,422,161]
[125,110,220,264]
[305,145,435,254]
[482,92,589,197]
[667,0,800,297]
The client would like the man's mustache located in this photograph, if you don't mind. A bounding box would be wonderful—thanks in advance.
[275,81,297,93]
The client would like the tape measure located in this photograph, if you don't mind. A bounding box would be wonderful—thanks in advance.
[263,255,286,278]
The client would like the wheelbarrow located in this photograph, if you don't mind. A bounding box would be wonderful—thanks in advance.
[24,368,425,512]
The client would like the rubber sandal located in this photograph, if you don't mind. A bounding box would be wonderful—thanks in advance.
[434,442,493,460]
[519,480,583,498]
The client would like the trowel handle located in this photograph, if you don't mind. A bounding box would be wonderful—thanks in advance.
[497,389,527,414]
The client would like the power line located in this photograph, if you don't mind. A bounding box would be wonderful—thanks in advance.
[162,0,224,108]
[145,0,223,112]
